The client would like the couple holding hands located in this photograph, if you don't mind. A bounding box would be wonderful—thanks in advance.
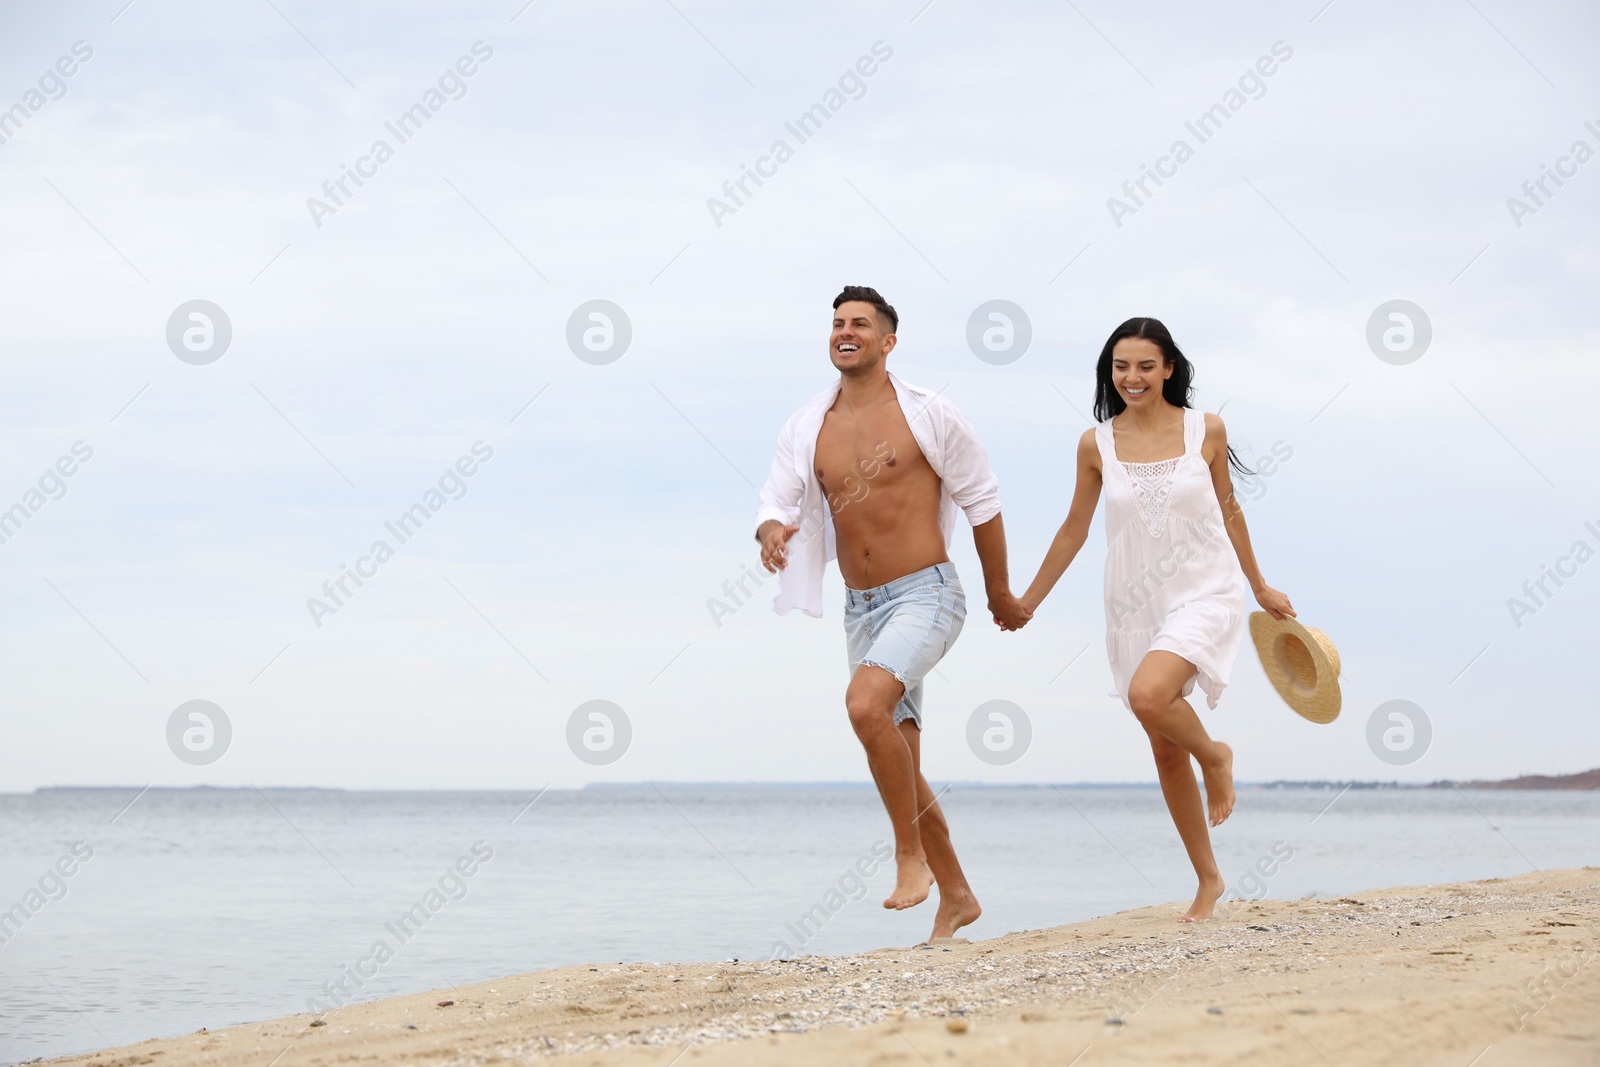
[754,286,1296,937]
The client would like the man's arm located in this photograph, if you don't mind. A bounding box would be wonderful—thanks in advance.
[972,514,1031,631]
[755,415,805,572]
[936,403,1002,525]
[930,398,1028,629]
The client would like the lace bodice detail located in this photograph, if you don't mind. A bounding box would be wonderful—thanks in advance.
[1119,456,1182,537]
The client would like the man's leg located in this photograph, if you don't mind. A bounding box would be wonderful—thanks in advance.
[845,664,934,910]
[897,720,982,939]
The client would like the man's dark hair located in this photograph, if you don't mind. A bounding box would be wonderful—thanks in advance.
[832,285,898,334]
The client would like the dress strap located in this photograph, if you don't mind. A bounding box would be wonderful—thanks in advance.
[1094,419,1117,471]
[1182,407,1205,456]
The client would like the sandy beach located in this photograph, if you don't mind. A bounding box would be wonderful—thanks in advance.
[43,868,1600,1067]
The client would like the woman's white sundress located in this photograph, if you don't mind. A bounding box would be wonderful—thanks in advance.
[1096,407,1248,711]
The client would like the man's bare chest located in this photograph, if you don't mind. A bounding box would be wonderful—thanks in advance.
[814,406,926,507]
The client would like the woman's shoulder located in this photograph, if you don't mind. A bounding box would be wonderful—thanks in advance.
[1079,425,1104,464]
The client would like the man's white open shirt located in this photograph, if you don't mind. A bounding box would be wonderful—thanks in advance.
[754,372,1001,618]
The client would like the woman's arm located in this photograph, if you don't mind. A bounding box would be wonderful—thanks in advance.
[1020,429,1103,614]
[1204,413,1295,620]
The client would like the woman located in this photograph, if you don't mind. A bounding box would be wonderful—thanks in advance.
[1020,317,1293,922]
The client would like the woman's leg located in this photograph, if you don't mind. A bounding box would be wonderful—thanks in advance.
[1145,724,1227,921]
[1125,650,1234,827]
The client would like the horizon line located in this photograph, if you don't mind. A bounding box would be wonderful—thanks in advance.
[11,777,1575,795]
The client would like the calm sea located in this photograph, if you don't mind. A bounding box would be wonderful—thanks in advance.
[2,785,1596,1064]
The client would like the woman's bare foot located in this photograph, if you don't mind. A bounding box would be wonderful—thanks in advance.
[1179,874,1227,922]
[928,890,982,940]
[1201,742,1234,827]
[884,855,935,910]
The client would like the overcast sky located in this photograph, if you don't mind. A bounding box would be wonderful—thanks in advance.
[1,0,1597,791]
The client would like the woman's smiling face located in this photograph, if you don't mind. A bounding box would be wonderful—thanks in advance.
[1110,337,1172,408]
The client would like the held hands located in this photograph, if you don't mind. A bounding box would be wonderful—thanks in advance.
[1254,584,1295,621]
[989,590,1033,632]
[758,522,800,573]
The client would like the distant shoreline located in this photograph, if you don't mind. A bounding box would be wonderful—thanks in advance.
[22,768,1600,794]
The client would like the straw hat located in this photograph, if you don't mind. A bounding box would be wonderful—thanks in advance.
[1248,612,1341,724]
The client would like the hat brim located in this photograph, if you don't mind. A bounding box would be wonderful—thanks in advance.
[1249,612,1341,724]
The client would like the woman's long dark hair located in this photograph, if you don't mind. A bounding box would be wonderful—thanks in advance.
[1093,316,1251,475]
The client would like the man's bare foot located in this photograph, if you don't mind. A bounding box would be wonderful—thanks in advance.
[1179,874,1227,922]
[884,855,935,910]
[928,890,982,940]
[1202,742,1235,827]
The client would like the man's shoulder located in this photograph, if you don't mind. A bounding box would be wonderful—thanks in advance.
[890,374,965,425]
[890,373,937,401]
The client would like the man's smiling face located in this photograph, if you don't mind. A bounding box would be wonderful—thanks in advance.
[830,300,895,373]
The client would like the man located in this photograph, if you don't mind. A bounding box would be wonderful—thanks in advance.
[755,285,1031,943]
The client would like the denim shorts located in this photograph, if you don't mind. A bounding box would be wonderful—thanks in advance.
[843,562,967,728]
